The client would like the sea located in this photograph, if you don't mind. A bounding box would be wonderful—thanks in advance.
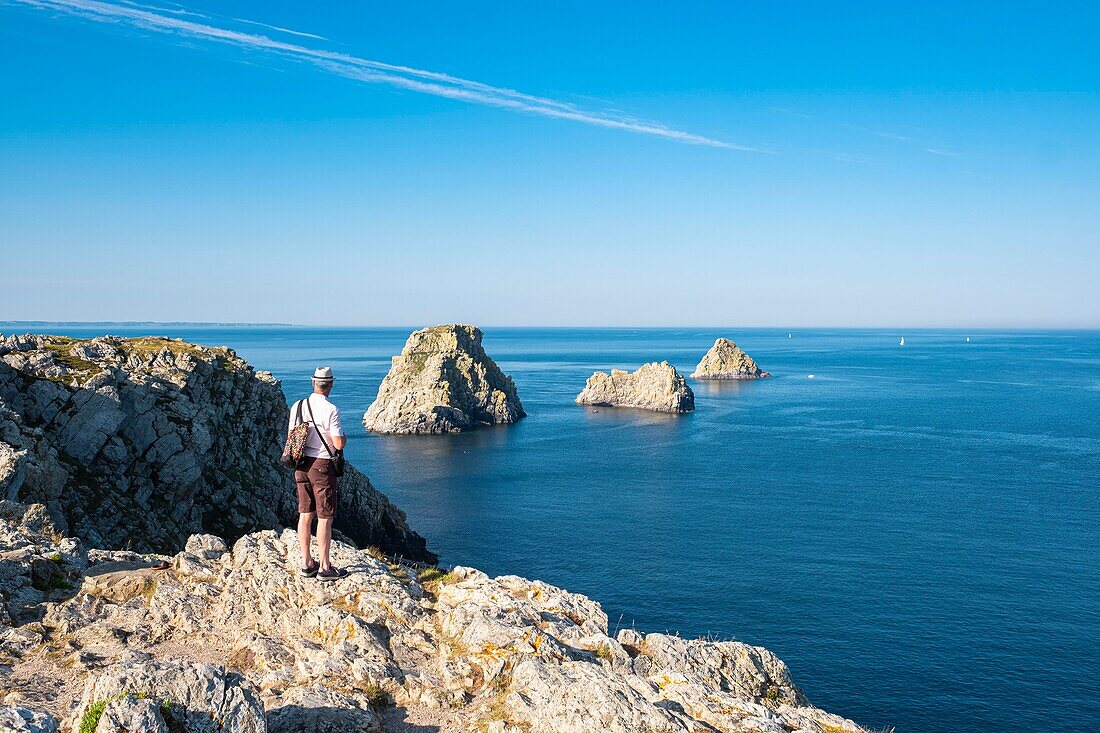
[10,325,1100,733]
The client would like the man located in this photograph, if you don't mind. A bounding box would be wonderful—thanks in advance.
[290,366,348,581]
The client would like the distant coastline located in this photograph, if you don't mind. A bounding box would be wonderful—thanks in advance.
[0,321,299,328]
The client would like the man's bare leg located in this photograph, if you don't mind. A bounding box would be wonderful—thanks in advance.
[317,517,334,571]
[298,512,315,568]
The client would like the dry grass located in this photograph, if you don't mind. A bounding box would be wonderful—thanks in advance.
[120,337,205,358]
[40,337,99,377]
[417,567,459,588]
[361,682,390,710]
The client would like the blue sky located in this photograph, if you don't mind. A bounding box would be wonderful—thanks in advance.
[1,1,1098,327]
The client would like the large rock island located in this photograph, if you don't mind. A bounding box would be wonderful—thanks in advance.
[576,362,695,413]
[363,324,525,435]
[0,498,867,733]
[691,338,771,380]
[0,333,434,562]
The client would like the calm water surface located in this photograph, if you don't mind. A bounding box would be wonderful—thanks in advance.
[23,326,1100,733]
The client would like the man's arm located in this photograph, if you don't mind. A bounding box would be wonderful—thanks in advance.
[330,408,347,451]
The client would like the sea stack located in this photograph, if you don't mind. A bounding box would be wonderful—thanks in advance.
[575,361,695,413]
[363,324,525,435]
[691,338,771,380]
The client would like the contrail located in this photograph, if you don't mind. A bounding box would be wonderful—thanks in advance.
[11,0,760,151]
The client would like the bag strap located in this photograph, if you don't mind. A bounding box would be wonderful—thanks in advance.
[304,396,338,459]
[294,399,304,426]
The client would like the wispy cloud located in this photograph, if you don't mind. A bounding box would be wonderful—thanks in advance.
[230,16,328,42]
[11,0,758,151]
[844,124,913,143]
[768,106,956,158]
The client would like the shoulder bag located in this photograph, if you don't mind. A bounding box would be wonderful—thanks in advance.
[305,396,345,478]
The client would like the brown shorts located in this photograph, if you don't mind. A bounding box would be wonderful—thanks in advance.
[295,457,337,519]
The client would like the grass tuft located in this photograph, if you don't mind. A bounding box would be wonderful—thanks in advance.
[79,693,148,733]
[417,567,459,588]
[78,698,109,733]
[362,682,390,710]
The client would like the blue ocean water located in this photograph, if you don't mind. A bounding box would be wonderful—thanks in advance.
[17,326,1100,732]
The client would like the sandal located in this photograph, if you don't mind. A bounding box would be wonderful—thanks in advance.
[317,566,348,582]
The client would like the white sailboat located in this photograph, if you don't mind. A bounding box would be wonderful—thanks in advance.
[899,337,905,346]
[966,336,971,342]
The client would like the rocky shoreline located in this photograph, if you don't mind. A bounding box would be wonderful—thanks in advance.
[1,498,865,733]
[0,333,868,733]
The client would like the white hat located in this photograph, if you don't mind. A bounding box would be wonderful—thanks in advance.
[312,366,334,381]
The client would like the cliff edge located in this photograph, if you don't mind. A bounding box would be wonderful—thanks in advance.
[0,334,434,562]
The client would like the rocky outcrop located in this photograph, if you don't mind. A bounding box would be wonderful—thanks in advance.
[0,501,866,733]
[691,338,771,380]
[0,334,433,562]
[76,656,266,733]
[0,501,86,626]
[575,362,695,413]
[0,707,58,733]
[362,325,525,435]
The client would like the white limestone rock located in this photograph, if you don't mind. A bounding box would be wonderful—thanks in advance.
[0,706,59,733]
[76,657,266,733]
[504,657,691,733]
[93,695,167,733]
[575,362,694,413]
[183,534,228,560]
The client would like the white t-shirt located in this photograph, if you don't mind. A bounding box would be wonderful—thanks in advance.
[289,394,345,459]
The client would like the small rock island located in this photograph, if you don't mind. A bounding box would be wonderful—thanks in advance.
[575,361,695,413]
[362,324,525,434]
[691,337,771,380]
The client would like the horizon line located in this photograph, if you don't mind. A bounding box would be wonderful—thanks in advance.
[3,321,1098,332]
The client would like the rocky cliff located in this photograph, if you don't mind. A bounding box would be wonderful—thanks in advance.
[691,339,771,380]
[363,325,525,435]
[0,500,867,733]
[0,334,434,562]
[576,362,695,413]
